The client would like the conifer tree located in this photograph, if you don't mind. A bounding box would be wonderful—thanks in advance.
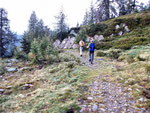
[0,8,16,57]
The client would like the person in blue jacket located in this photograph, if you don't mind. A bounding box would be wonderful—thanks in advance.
[87,39,96,64]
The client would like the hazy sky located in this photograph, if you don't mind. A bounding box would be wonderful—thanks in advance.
[0,0,149,34]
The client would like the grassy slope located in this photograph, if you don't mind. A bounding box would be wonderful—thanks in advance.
[0,52,103,113]
[95,11,150,50]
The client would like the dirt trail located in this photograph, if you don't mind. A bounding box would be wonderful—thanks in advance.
[69,50,147,113]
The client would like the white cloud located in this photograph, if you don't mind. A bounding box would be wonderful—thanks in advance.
[0,0,97,34]
[0,0,148,34]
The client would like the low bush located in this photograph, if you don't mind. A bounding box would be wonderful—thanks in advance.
[0,59,6,75]
[29,38,59,64]
[126,56,135,64]
[96,51,107,57]
[107,49,122,59]
[14,48,28,60]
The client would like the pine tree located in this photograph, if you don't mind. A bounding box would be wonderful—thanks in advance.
[96,0,117,20]
[0,8,16,57]
[55,8,68,41]
[89,1,95,24]
[82,9,89,25]
[29,11,38,34]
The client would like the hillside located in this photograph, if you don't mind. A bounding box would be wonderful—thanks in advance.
[1,12,150,113]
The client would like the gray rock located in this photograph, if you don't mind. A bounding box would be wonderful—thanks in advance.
[86,37,90,42]
[124,26,130,32]
[118,31,123,36]
[0,89,4,93]
[139,97,144,103]
[87,97,93,100]
[60,38,68,48]
[19,67,33,72]
[110,34,114,37]
[72,44,78,49]
[70,30,77,37]
[53,40,61,48]
[122,23,126,27]
[115,25,120,30]
[92,104,98,111]
[94,35,104,41]
[6,67,17,72]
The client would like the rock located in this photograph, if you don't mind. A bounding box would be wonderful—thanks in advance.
[87,97,93,100]
[118,31,123,36]
[94,35,104,41]
[70,37,76,45]
[60,38,68,48]
[100,108,105,112]
[7,63,12,67]
[139,97,144,103]
[122,23,126,27]
[92,104,98,111]
[6,67,17,72]
[110,34,114,37]
[22,84,33,90]
[53,40,61,48]
[72,44,78,49]
[86,37,91,42]
[115,25,120,30]
[0,89,4,93]
[128,88,132,91]
[19,67,33,72]
[18,94,25,98]
[70,30,77,37]
[124,26,130,32]
[6,86,12,89]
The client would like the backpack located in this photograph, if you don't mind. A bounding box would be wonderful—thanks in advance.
[90,43,95,52]
[81,41,84,46]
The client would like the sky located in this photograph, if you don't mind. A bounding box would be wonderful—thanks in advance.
[0,0,149,34]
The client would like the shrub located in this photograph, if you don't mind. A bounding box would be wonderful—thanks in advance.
[126,56,135,64]
[14,48,28,60]
[96,51,107,57]
[29,38,59,64]
[0,59,6,75]
[86,23,107,37]
[107,49,122,59]
[145,64,150,75]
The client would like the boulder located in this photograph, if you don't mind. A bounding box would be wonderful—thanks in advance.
[60,38,68,48]
[110,34,114,37]
[124,26,130,32]
[122,23,126,27]
[0,89,4,93]
[86,37,90,42]
[70,37,76,45]
[6,67,17,72]
[64,41,72,49]
[18,67,33,72]
[115,25,120,30]
[118,31,123,36]
[72,44,78,49]
[94,35,104,41]
[53,40,61,48]
[92,104,98,111]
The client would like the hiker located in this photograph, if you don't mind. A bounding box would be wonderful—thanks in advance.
[87,39,95,64]
[79,40,85,57]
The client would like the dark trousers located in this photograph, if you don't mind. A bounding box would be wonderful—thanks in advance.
[89,51,94,64]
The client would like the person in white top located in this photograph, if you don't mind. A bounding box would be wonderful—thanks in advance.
[79,40,85,57]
